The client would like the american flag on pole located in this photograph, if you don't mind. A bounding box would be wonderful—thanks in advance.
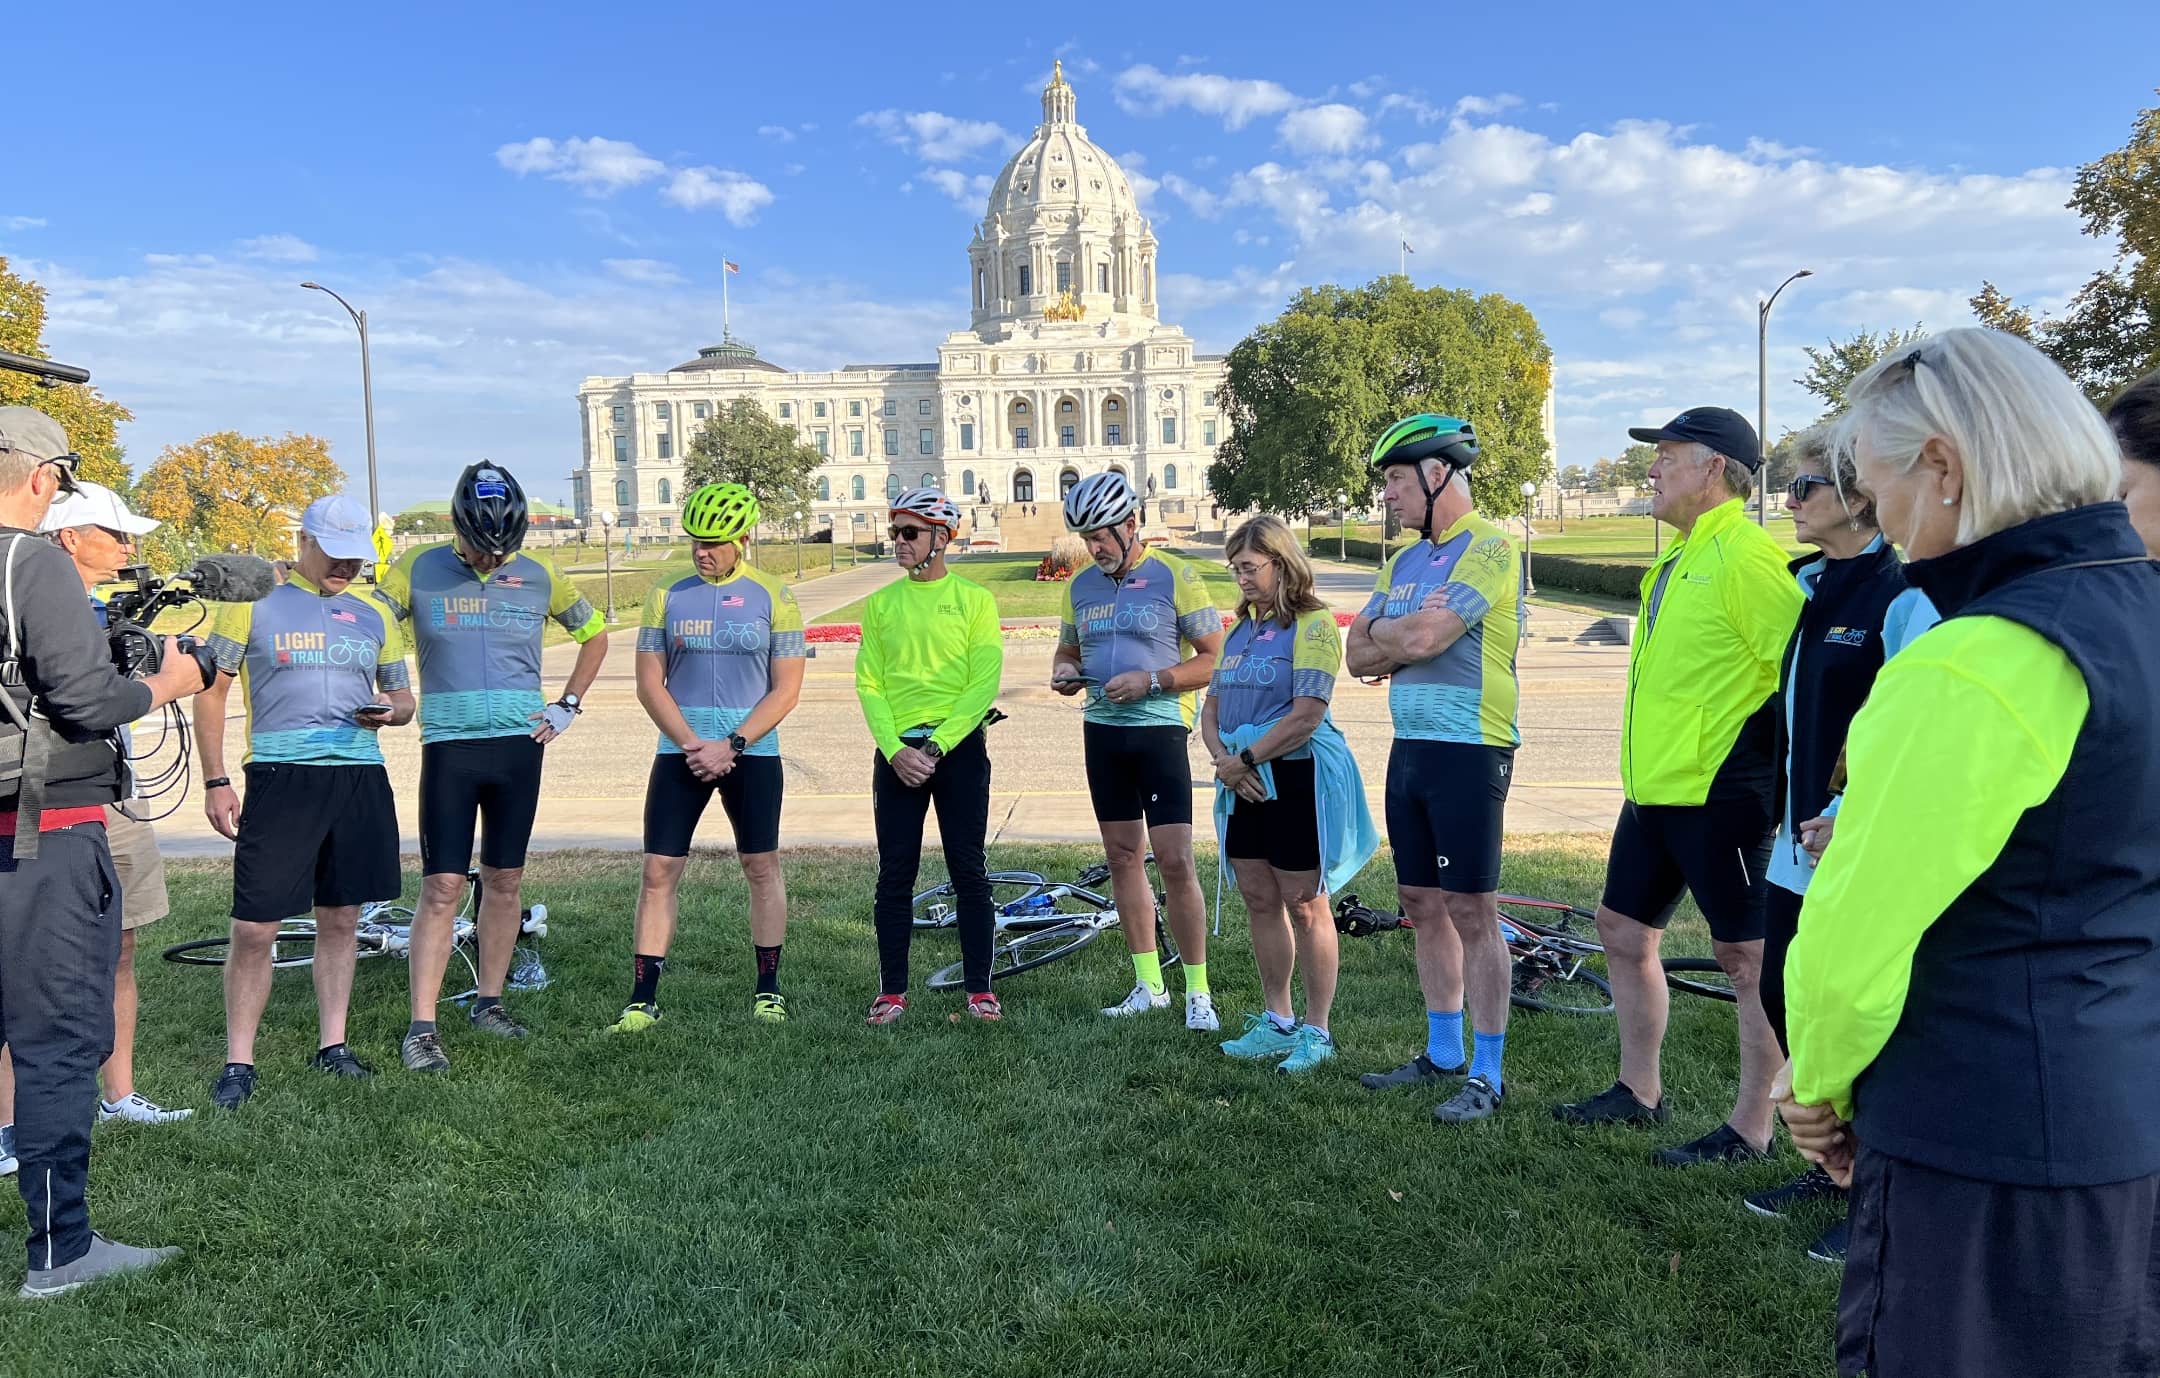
[723,260,741,274]
[1402,241,1414,255]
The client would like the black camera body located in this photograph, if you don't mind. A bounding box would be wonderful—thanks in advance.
[103,558,272,684]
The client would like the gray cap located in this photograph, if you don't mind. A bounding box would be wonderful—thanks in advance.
[0,407,69,462]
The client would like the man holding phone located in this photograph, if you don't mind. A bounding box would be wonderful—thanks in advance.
[194,495,414,1109]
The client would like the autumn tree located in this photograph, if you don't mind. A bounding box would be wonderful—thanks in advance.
[683,398,825,534]
[1588,457,1616,491]
[1559,463,1588,490]
[0,256,135,489]
[1798,325,1929,416]
[1612,443,1656,489]
[134,432,345,567]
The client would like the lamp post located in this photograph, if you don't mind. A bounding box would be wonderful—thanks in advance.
[1519,480,1538,596]
[596,510,617,620]
[795,507,807,578]
[300,282,381,525]
[1757,268,1815,525]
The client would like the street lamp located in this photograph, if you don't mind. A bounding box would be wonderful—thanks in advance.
[1519,480,1538,597]
[596,510,617,620]
[1757,268,1815,525]
[300,282,381,525]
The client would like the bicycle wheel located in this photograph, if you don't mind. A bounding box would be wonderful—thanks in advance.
[1509,951,1614,1015]
[1663,956,1736,1003]
[926,921,1104,991]
[1152,908,1182,972]
[910,872,1048,930]
[1498,895,1603,952]
[162,924,319,969]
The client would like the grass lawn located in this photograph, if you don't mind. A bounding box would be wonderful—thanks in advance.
[0,841,1839,1376]
[811,553,1244,626]
[1331,516,1806,566]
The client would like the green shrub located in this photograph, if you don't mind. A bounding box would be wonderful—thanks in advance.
[1528,555,1649,601]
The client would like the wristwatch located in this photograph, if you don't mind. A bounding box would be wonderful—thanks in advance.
[1148,670,1163,696]
[557,692,583,714]
[1239,749,1257,770]
[203,776,232,790]
[923,740,944,760]
[728,733,749,754]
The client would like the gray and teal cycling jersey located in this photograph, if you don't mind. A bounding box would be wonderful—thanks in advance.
[1208,609,1342,759]
[637,565,806,756]
[1359,512,1523,748]
[376,544,602,745]
[1059,550,1222,729]
[208,576,411,766]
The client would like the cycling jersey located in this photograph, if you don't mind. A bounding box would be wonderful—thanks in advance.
[208,575,410,766]
[1060,550,1222,729]
[1361,513,1522,747]
[1208,608,1339,758]
[636,564,805,757]
[855,572,1002,759]
[376,543,602,745]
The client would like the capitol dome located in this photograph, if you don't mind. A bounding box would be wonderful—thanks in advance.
[968,63,1159,335]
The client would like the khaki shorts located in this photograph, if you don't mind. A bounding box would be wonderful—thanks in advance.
[104,803,171,930]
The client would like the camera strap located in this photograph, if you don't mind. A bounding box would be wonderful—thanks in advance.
[1,532,56,859]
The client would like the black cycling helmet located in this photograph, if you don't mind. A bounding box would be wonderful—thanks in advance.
[452,461,529,558]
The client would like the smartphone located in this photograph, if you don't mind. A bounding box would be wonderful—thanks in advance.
[356,702,395,717]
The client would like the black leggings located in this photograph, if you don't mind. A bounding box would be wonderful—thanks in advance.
[1762,882,1804,1055]
[872,729,993,994]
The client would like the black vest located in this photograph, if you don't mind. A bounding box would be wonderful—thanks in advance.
[1856,503,2160,1187]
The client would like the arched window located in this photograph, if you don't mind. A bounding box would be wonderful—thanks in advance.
[1018,263,1033,296]
[1059,468,1080,496]
[657,478,672,505]
[1013,469,1035,503]
[851,475,866,501]
[613,480,629,508]
[921,472,935,489]
[1162,464,1178,491]
[886,474,902,501]
[960,468,975,500]
[818,476,831,501]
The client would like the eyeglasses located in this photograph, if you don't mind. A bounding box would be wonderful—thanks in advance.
[39,452,82,496]
[1788,475,1836,503]
[888,525,931,542]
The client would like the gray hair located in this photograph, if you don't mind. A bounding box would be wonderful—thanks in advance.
[0,450,39,493]
[1675,440,1754,500]
[1831,327,2119,544]
[1792,422,1877,529]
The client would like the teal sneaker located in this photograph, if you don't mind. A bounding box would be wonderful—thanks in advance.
[1277,1024,1337,1075]
[1220,1013,1299,1060]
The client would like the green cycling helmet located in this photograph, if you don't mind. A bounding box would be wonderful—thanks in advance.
[681,482,760,542]
[1370,414,1479,472]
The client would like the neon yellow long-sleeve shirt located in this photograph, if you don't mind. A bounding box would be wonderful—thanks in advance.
[855,572,1004,760]
[1787,614,2088,1120]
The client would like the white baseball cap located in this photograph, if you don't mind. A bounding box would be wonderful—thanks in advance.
[37,480,161,537]
[301,494,376,560]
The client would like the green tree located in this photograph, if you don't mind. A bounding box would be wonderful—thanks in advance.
[1208,276,1553,518]
[1588,457,1616,491]
[0,256,135,489]
[1612,443,1656,488]
[1797,325,1928,416]
[1968,90,2160,399]
[1559,463,1588,490]
[134,432,345,568]
[683,397,825,534]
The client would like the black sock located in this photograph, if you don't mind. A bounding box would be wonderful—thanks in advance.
[755,944,783,996]
[315,1042,346,1058]
[631,953,666,1006]
[407,1020,437,1038]
[473,995,503,1014]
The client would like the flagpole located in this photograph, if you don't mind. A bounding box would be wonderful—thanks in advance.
[722,255,731,341]
[1399,241,1405,278]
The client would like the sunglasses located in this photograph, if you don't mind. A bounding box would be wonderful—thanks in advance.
[888,525,933,542]
[40,452,82,496]
[1788,475,1836,503]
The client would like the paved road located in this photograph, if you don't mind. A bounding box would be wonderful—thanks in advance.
[152,552,1629,857]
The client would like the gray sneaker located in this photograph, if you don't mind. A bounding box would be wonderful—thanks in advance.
[0,1122,16,1177]
[468,1003,530,1039]
[19,1232,181,1299]
[1433,1074,1505,1124]
[400,1031,450,1073]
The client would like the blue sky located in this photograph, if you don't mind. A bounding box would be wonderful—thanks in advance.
[8,1,2158,511]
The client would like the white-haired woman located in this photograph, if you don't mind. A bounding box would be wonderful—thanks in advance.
[1776,327,2160,1377]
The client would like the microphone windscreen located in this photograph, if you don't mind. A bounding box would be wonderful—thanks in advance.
[183,553,277,603]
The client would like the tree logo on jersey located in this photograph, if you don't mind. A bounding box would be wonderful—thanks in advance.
[1304,617,1331,644]
[1468,536,1513,576]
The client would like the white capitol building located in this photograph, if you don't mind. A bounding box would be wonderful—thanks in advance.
[572,63,1230,540]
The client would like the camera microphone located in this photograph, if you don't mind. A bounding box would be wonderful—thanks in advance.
[179,554,277,603]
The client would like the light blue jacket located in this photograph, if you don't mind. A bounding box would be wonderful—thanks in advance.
[1211,714,1381,929]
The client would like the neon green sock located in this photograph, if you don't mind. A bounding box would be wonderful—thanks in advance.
[1131,950,1165,996]
[1182,961,1209,997]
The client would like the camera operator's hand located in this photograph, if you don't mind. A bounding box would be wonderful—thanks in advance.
[143,637,210,708]
[205,781,242,841]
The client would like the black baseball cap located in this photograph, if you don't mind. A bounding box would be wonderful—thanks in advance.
[1628,406,1761,472]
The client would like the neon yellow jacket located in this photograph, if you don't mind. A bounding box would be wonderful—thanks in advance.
[1787,615,2088,1120]
[855,572,1004,760]
[1620,499,1801,804]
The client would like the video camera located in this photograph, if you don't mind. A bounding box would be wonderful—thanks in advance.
[103,554,276,680]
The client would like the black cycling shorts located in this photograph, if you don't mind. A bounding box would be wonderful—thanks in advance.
[231,762,400,922]
[1384,740,1513,893]
[1222,755,1320,874]
[419,736,545,875]
[1083,721,1194,828]
[642,752,783,857]
[1600,799,1773,944]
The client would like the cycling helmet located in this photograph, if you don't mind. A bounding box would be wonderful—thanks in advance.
[889,486,961,530]
[1370,414,1478,539]
[451,462,529,557]
[681,482,761,542]
[1062,471,1140,533]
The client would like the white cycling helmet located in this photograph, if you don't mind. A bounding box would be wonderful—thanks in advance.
[890,486,961,530]
[1063,471,1140,533]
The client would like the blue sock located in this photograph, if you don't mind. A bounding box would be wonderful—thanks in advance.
[1426,1010,1465,1070]
[1471,1031,1507,1090]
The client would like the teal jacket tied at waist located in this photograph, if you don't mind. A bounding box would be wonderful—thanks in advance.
[1210,715,1381,931]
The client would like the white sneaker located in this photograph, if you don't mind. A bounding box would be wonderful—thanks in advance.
[0,1123,16,1176]
[1185,992,1222,1032]
[98,1093,194,1126]
[1101,983,1172,1018]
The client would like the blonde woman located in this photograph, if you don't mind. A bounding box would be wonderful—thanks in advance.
[1202,516,1378,1075]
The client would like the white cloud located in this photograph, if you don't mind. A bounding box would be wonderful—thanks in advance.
[494,136,665,196]
[783,162,807,177]
[1453,93,1524,118]
[757,125,795,143]
[856,109,1014,163]
[922,169,995,209]
[1279,104,1376,157]
[602,258,684,286]
[1,215,46,232]
[1112,64,1298,131]
[1161,173,1222,218]
[1378,93,1444,125]
[1502,192,1555,218]
[1347,77,1385,100]
[237,233,318,263]
[661,168,775,225]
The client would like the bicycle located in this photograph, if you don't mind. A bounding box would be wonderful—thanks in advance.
[161,867,551,1004]
[1333,892,1734,1016]
[911,857,1179,991]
